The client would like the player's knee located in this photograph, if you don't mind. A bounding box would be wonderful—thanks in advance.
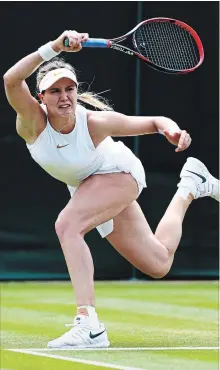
[55,211,84,241]
[55,213,70,240]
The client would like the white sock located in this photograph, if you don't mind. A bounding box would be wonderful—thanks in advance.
[77,305,96,316]
[176,177,197,200]
[77,306,99,327]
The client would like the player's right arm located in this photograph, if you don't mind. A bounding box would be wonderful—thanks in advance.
[3,51,47,143]
[3,31,88,143]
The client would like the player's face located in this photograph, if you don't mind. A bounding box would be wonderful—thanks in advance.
[40,78,77,118]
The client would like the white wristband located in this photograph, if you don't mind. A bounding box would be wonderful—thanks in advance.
[38,42,61,61]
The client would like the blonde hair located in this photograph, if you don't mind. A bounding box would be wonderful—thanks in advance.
[36,57,113,111]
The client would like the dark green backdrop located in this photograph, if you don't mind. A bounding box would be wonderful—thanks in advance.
[0,2,219,280]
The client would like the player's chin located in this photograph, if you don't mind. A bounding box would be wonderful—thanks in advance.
[57,107,74,116]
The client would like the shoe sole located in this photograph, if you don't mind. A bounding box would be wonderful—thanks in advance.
[47,340,110,349]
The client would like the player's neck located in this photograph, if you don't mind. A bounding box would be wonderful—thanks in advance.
[48,114,76,134]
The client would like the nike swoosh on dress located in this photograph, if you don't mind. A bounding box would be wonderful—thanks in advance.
[57,144,69,149]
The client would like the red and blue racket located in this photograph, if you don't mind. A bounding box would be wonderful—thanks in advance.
[64,17,204,74]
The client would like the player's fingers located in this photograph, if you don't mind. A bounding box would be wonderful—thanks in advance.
[80,33,89,42]
[65,30,86,48]
[68,35,80,48]
[177,130,187,149]
[183,133,191,148]
[71,44,83,53]
[176,133,192,152]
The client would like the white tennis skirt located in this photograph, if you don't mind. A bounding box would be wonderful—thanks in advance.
[67,140,147,238]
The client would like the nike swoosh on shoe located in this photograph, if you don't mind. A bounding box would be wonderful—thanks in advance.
[186,170,206,183]
[89,329,106,339]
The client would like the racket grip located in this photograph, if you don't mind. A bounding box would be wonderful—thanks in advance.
[63,37,110,48]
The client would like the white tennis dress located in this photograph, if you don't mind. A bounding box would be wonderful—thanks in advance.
[26,104,147,237]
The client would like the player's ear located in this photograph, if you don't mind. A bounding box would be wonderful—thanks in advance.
[38,93,45,104]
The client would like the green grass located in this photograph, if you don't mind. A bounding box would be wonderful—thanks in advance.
[1,281,219,370]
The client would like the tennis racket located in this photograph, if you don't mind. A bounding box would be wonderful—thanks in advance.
[64,17,204,74]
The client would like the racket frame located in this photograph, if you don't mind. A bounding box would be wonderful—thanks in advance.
[109,17,204,74]
[64,17,204,74]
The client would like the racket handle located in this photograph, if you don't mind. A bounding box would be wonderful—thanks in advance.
[63,37,111,48]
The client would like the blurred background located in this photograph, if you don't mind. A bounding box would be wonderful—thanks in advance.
[0,1,219,280]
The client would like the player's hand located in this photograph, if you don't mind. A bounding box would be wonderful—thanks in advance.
[51,30,89,53]
[162,129,192,152]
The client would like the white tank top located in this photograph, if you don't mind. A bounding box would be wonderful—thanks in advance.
[26,104,146,189]
[26,104,107,186]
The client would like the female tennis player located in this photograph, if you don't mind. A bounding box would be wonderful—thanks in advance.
[4,30,219,348]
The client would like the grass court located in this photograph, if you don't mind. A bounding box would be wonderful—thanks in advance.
[1,281,219,370]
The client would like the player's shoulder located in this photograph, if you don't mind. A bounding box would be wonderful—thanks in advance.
[16,104,47,144]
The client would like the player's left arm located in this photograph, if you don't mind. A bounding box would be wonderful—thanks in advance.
[88,110,192,152]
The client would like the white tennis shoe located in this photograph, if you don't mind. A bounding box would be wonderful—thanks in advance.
[47,315,110,348]
[178,157,219,201]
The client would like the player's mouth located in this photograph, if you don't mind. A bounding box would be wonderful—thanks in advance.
[59,104,71,109]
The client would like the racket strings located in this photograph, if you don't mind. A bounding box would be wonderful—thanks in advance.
[135,21,200,71]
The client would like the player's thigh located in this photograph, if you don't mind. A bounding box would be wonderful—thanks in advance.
[106,201,166,274]
[59,172,139,233]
